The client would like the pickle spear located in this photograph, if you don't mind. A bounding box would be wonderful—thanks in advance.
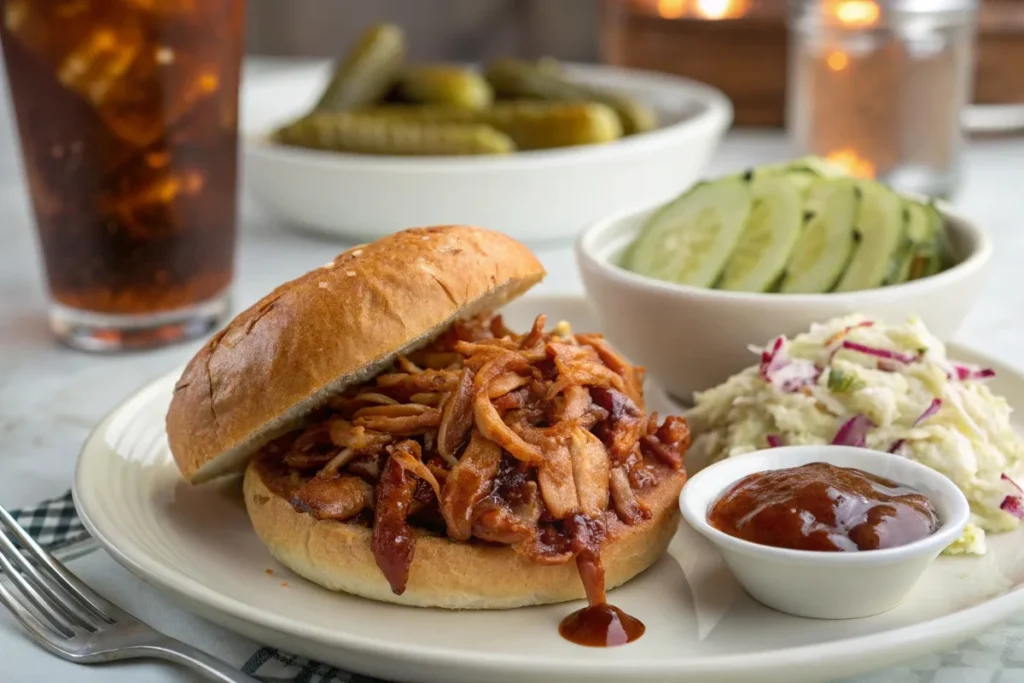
[275,113,515,156]
[315,23,406,112]
[396,65,494,109]
[486,101,621,149]
[354,101,622,149]
[535,56,565,75]
[485,58,656,135]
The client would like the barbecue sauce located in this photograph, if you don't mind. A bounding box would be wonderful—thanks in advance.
[558,603,645,647]
[558,515,645,647]
[708,462,940,552]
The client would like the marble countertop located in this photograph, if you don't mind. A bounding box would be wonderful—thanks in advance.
[1,59,1022,682]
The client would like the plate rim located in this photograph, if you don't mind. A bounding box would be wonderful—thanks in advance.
[73,295,1024,677]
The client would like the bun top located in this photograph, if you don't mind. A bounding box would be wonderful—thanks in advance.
[166,225,545,483]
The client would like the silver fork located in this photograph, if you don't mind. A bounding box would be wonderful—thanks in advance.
[0,505,259,682]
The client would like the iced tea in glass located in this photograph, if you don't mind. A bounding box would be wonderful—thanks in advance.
[0,0,244,351]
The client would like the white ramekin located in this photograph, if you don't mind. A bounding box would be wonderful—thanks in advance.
[678,445,971,619]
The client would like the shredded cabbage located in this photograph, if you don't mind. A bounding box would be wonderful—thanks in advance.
[686,314,1024,555]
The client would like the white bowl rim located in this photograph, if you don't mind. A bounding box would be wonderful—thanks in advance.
[678,445,971,565]
[576,195,993,304]
[243,63,734,173]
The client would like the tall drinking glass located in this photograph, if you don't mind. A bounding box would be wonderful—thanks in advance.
[0,0,244,351]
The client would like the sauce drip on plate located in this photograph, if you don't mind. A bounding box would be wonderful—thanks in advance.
[558,519,645,647]
[559,603,645,647]
[708,462,940,551]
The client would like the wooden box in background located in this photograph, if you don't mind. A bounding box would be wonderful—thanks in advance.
[974,0,1024,105]
[599,0,789,127]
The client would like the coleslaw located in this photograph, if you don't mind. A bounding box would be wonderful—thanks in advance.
[686,315,1024,555]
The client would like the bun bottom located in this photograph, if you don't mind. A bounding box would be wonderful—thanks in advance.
[243,461,685,609]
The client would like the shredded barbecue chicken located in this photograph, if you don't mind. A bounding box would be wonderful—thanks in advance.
[254,315,690,604]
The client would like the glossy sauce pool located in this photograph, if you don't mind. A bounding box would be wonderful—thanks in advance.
[558,604,645,647]
[708,462,940,551]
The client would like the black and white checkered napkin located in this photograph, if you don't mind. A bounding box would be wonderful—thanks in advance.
[10,492,90,551]
[9,491,382,683]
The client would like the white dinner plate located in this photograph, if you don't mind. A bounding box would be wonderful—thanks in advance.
[241,62,730,244]
[74,295,1024,683]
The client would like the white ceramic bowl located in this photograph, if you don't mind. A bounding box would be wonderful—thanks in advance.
[576,200,992,401]
[679,445,971,619]
[242,62,732,243]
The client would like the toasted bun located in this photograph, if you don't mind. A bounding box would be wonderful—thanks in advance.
[167,226,545,484]
[244,460,685,609]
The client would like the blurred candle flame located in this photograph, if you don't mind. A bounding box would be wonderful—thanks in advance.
[657,0,687,18]
[831,0,880,27]
[827,50,849,71]
[694,0,750,19]
[827,149,875,178]
[655,0,750,20]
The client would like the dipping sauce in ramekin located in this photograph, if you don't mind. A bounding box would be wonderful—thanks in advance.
[707,462,940,552]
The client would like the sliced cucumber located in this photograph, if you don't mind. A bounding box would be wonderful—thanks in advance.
[779,169,820,194]
[888,201,931,284]
[758,156,847,179]
[626,178,752,287]
[757,159,828,195]
[834,180,905,292]
[923,203,949,276]
[801,156,849,178]
[905,205,944,281]
[779,179,858,293]
[718,174,804,292]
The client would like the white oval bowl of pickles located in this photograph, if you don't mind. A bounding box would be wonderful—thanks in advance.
[576,157,993,402]
[243,55,731,244]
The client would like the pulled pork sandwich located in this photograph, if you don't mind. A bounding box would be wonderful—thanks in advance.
[167,226,688,610]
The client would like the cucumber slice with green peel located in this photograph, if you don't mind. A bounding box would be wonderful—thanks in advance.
[925,203,949,276]
[888,201,931,284]
[718,175,804,292]
[834,180,906,292]
[758,156,848,179]
[757,156,844,196]
[785,170,821,193]
[906,205,943,281]
[905,205,947,280]
[801,176,834,219]
[735,156,834,193]
[799,156,849,178]
[908,202,935,243]
[907,246,940,280]
[755,167,818,193]
[626,178,753,287]
[779,179,858,293]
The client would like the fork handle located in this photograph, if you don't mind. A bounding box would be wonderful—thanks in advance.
[138,637,261,682]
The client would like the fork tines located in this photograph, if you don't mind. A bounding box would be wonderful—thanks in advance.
[0,505,114,645]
